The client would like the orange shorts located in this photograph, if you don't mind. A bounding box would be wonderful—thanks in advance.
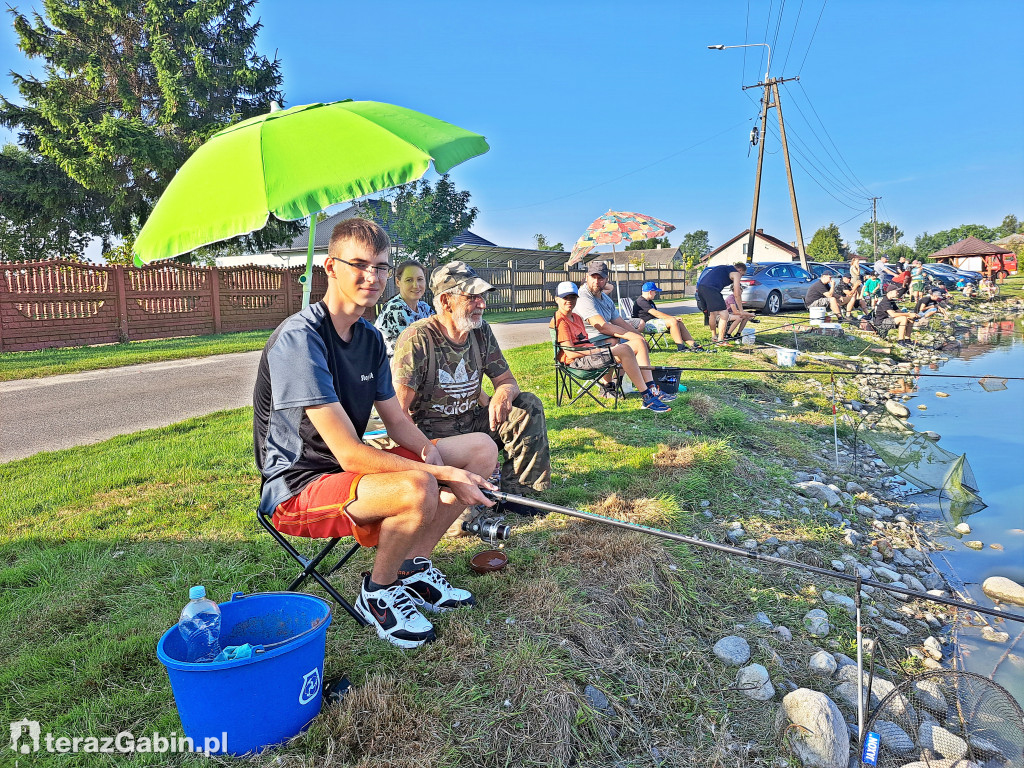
[271,445,424,548]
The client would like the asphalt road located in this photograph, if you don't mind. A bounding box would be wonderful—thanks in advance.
[0,300,699,463]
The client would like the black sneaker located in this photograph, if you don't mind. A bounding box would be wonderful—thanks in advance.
[355,574,435,649]
[597,382,618,399]
[400,558,476,613]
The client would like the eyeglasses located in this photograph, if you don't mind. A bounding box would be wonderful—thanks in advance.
[451,291,487,304]
[330,257,394,278]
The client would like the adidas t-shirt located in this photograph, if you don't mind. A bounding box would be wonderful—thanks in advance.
[391,316,508,432]
[253,301,395,513]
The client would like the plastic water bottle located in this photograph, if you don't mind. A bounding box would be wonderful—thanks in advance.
[178,586,222,663]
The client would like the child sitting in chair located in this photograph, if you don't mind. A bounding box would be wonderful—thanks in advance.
[551,281,670,413]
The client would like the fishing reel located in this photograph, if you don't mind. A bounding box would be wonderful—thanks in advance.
[461,491,548,544]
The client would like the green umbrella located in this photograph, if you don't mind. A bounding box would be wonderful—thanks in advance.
[133,99,489,306]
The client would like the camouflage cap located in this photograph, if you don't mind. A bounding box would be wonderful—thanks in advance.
[430,260,494,296]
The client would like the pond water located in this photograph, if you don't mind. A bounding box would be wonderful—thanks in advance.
[902,318,1024,705]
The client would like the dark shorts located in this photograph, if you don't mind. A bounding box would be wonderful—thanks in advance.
[697,284,727,312]
[568,347,615,370]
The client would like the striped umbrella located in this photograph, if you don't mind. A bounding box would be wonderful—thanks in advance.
[568,210,675,301]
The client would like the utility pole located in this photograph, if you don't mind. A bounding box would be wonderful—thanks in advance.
[741,75,802,267]
[772,80,807,271]
[870,197,881,259]
[710,43,804,269]
[745,84,770,266]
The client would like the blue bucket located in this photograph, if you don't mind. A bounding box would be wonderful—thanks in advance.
[157,591,332,756]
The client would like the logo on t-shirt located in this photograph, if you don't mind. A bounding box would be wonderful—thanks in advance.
[360,373,374,382]
[433,358,479,416]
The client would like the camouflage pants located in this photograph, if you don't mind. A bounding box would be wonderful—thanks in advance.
[419,392,551,495]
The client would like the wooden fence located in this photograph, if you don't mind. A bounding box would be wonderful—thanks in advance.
[0,259,686,352]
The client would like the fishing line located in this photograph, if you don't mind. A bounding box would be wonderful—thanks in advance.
[669,367,1024,381]
[484,490,1024,626]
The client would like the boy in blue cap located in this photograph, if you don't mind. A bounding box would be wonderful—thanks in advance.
[632,281,704,352]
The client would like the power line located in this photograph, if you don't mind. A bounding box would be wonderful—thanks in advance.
[779,0,806,75]
[836,208,870,228]
[795,81,874,197]
[770,0,788,66]
[743,0,751,88]
[758,0,775,80]
[482,118,753,213]
[764,120,868,207]
[782,143,868,211]
[786,86,874,200]
[774,121,868,205]
[797,0,828,74]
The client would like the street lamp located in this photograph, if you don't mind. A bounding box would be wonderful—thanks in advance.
[707,43,772,84]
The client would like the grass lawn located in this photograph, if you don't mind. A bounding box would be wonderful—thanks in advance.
[0,330,274,382]
[1,302,685,382]
[2,333,906,767]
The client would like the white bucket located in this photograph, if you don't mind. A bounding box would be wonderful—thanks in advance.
[809,306,826,324]
[776,348,797,366]
[741,327,756,346]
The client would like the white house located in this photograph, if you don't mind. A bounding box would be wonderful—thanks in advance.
[701,229,797,267]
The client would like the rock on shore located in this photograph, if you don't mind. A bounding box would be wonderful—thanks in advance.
[982,576,1024,606]
[775,689,848,768]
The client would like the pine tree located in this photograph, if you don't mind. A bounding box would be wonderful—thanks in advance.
[0,0,284,237]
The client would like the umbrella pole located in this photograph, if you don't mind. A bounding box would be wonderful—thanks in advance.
[613,243,622,307]
[301,215,318,309]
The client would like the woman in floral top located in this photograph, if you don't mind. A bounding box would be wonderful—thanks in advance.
[374,260,434,354]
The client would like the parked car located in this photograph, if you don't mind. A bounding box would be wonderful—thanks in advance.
[822,261,875,279]
[927,262,982,283]
[734,262,816,315]
[922,265,962,290]
[806,261,843,278]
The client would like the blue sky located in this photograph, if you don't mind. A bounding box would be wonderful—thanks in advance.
[2,0,1022,256]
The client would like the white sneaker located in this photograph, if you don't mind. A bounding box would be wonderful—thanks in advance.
[400,558,476,613]
[355,574,435,649]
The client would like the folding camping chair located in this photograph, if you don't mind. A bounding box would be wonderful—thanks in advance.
[618,297,669,351]
[257,506,368,627]
[549,326,622,408]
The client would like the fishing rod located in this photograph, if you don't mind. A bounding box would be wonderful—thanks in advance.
[477,490,1024,625]
[664,367,1024,381]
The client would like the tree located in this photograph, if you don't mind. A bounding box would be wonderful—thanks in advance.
[855,220,903,260]
[533,234,564,251]
[625,236,671,251]
[914,223,1001,259]
[0,144,111,261]
[0,0,284,239]
[376,175,478,267]
[997,214,1022,238]
[806,223,843,262]
[677,230,710,269]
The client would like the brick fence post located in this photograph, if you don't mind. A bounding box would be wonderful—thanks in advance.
[113,265,130,342]
[209,266,222,334]
[283,267,294,317]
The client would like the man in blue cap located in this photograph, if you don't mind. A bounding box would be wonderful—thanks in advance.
[632,281,704,352]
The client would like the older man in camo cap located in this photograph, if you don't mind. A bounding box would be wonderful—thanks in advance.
[390,260,551,497]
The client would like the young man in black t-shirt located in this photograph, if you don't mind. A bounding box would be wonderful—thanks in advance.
[632,281,702,351]
[873,286,918,344]
[253,218,498,649]
[914,288,950,321]
[803,273,843,316]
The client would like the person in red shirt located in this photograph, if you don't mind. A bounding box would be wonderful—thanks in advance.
[550,281,669,412]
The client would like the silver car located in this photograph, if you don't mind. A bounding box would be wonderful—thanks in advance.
[737,262,816,315]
